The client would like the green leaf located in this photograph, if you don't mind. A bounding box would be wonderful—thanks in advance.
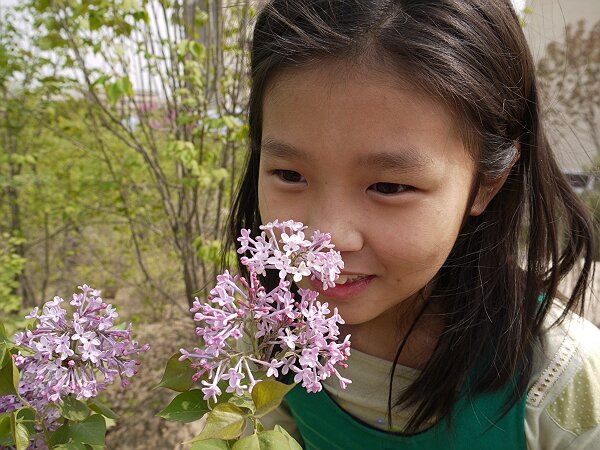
[0,413,14,446]
[91,74,110,87]
[53,443,87,450]
[155,352,196,392]
[13,422,30,450]
[119,76,134,97]
[251,380,296,418]
[190,404,247,442]
[88,12,103,31]
[158,389,210,422]
[0,348,6,368]
[104,416,117,430]
[51,414,108,448]
[273,425,303,449]
[10,413,30,450]
[189,42,206,60]
[59,396,91,422]
[105,77,133,103]
[131,10,149,23]
[231,429,303,450]
[194,10,209,28]
[190,438,231,450]
[0,351,19,396]
[49,423,70,446]
[88,399,119,420]
[227,392,256,413]
[0,322,9,344]
[68,414,106,446]
[15,407,35,436]
[106,81,121,103]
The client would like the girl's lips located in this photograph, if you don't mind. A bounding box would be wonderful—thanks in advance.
[309,275,375,300]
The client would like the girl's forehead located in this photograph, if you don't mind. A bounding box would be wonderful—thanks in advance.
[267,59,419,99]
[263,61,467,144]
[261,63,475,170]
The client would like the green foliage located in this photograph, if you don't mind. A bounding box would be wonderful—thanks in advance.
[232,427,302,450]
[0,379,112,450]
[0,323,117,449]
[2,1,253,444]
[227,392,256,415]
[194,237,228,265]
[251,380,296,418]
[53,443,89,450]
[190,403,248,442]
[159,367,302,449]
[0,413,12,447]
[0,343,36,448]
[0,0,253,312]
[186,414,302,449]
[58,396,92,422]
[0,344,20,397]
[0,234,26,314]
[191,439,232,450]
[156,352,197,392]
[50,414,108,447]
[11,407,35,450]
[104,77,134,104]
[88,399,119,420]
[68,414,107,446]
[158,389,210,423]
[0,322,9,345]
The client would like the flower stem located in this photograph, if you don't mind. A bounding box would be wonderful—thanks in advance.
[39,405,53,445]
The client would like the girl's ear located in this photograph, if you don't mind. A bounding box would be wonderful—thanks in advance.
[470,142,521,216]
[470,176,508,216]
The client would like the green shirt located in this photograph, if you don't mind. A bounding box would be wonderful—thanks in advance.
[285,379,527,450]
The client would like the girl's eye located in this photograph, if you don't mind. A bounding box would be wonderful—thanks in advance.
[368,182,413,195]
[274,170,306,183]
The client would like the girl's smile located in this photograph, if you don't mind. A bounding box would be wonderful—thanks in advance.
[258,62,493,360]
[309,274,375,300]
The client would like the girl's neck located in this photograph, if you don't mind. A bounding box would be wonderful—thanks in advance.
[340,300,444,370]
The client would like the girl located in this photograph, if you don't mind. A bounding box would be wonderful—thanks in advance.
[228,0,600,448]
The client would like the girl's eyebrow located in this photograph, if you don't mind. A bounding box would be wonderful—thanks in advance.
[356,150,434,172]
[260,138,306,160]
[261,138,434,172]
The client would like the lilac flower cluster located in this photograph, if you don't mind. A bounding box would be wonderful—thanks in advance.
[238,220,344,288]
[0,285,149,426]
[180,221,351,402]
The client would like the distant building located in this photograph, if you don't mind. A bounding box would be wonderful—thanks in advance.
[524,0,600,192]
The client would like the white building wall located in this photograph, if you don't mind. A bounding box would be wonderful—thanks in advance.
[524,0,600,173]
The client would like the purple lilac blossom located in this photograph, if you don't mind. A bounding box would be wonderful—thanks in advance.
[0,285,149,435]
[238,220,344,289]
[180,220,351,401]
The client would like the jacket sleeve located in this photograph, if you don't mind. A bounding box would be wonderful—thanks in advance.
[525,307,600,450]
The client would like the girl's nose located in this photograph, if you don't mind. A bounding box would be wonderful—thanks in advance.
[307,216,364,253]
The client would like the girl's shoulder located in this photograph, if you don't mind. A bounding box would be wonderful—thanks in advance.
[525,301,600,450]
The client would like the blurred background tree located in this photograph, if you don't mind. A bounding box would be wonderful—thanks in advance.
[537,19,600,260]
[1,5,252,443]
[1,0,251,318]
[537,19,600,156]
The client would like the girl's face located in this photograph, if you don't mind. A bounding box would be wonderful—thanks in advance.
[258,63,484,334]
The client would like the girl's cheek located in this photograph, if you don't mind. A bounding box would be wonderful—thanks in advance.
[258,190,306,225]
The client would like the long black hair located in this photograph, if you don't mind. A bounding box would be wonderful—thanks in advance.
[227,0,595,433]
